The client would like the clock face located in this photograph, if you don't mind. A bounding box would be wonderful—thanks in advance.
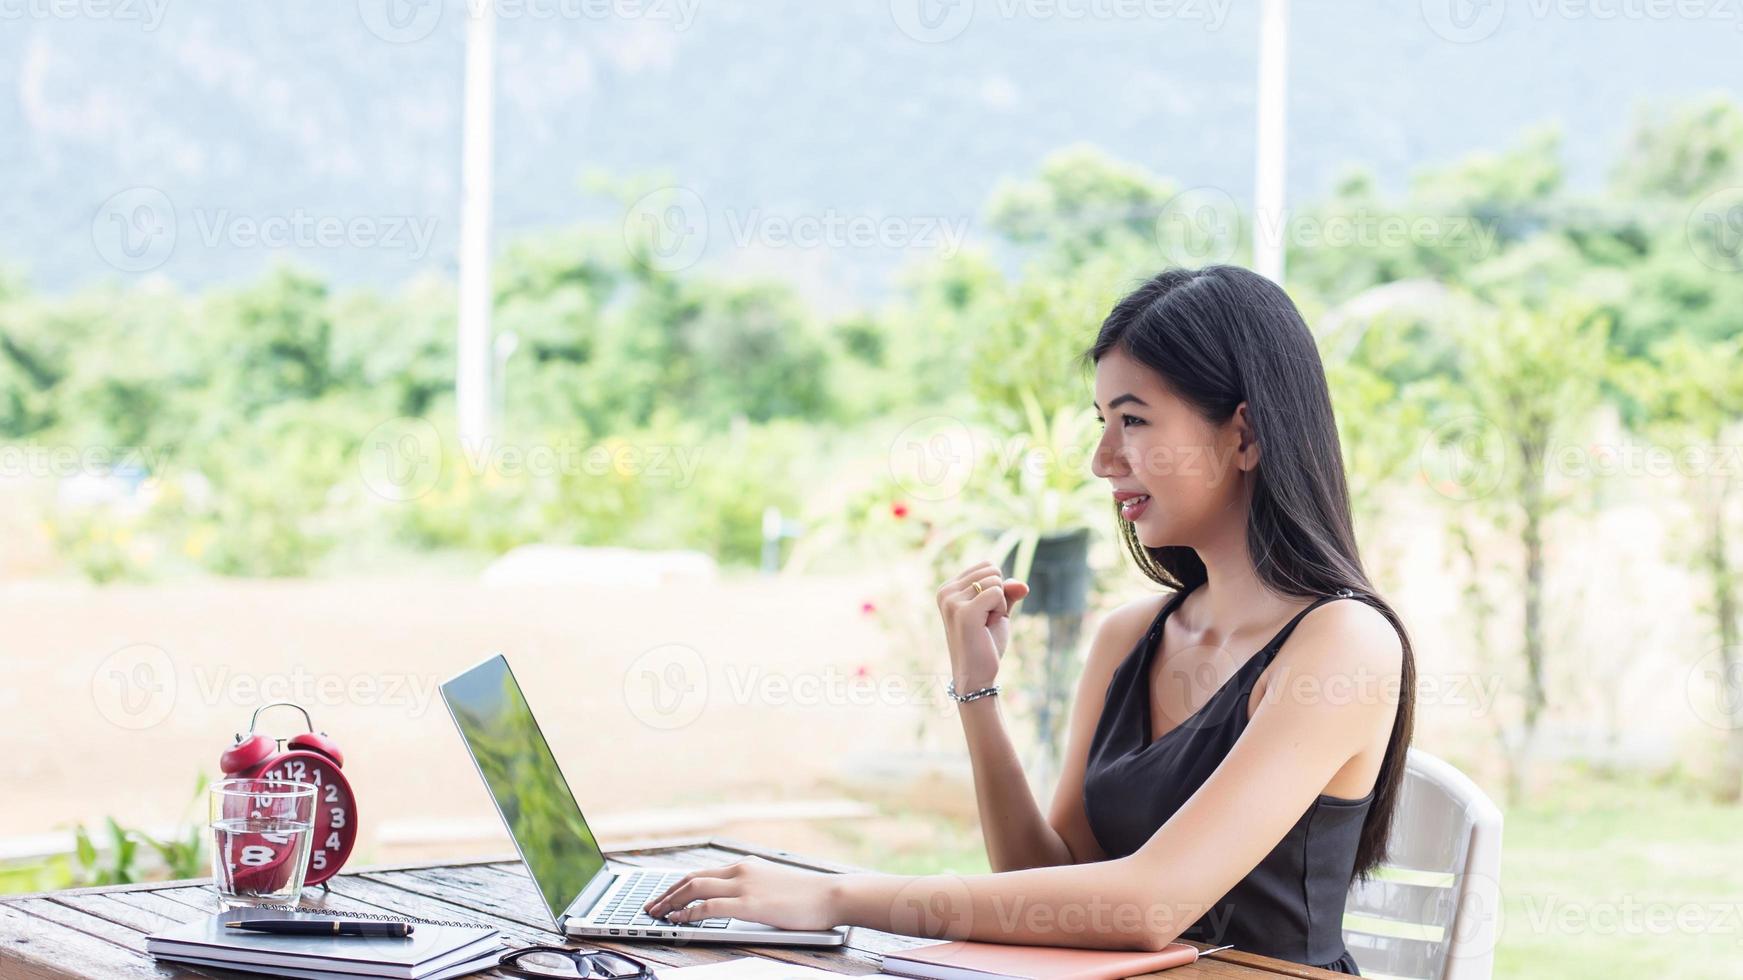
[257,750,357,886]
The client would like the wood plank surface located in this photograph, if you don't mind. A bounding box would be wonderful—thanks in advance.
[1,838,1354,980]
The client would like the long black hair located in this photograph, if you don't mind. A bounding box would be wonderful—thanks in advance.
[1080,264,1415,884]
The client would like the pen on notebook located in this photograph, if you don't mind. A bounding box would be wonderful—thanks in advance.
[224,919,415,938]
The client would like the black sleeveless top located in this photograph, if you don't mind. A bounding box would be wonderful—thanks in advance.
[1082,581,1372,975]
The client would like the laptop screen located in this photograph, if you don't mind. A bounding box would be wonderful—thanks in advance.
[440,655,607,922]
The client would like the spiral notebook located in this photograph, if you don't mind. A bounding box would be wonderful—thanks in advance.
[146,905,505,980]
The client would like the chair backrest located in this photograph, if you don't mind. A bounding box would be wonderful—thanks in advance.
[1342,748,1503,980]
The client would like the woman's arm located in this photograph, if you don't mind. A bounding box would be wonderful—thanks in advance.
[840,599,1402,949]
[957,589,1152,871]
[646,599,1402,952]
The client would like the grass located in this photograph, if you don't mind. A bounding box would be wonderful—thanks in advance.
[825,768,1743,978]
[1496,767,1743,979]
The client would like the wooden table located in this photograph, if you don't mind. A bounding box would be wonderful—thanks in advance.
[0,837,1350,979]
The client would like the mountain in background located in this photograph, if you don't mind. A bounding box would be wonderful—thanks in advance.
[3,0,1737,307]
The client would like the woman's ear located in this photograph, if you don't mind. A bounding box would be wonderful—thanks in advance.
[1231,401,1261,472]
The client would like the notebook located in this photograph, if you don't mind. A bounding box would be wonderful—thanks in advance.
[879,939,1213,980]
[146,905,504,980]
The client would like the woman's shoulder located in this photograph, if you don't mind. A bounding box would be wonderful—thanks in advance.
[1273,592,1404,681]
[1084,591,1178,669]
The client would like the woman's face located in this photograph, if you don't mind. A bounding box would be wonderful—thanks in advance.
[1090,347,1255,549]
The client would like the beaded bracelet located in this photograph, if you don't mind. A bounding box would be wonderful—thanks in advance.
[946,680,1000,703]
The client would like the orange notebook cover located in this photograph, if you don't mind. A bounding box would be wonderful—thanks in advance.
[880,939,1210,980]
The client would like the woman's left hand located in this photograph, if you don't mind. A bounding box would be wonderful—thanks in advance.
[642,856,845,931]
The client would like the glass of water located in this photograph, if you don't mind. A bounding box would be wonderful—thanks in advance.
[209,778,317,907]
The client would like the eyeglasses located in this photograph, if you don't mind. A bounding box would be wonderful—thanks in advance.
[499,944,653,979]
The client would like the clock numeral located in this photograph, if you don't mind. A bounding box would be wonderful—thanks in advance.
[312,850,328,871]
[326,832,341,850]
[325,784,339,803]
[239,845,275,867]
[329,808,346,829]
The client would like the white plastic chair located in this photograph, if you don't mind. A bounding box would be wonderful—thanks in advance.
[1341,748,1504,980]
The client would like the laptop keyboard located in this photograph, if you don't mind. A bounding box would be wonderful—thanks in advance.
[593,871,733,929]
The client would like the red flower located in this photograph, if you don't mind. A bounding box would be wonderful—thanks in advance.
[891,501,909,519]
[860,601,877,615]
[854,665,870,678]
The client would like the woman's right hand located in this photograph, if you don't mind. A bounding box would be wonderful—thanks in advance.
[936,561,1029,692]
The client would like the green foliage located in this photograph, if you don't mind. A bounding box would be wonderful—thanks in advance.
[68,775,207,887]
[71,817,139,886]
[1612,94,1743,199]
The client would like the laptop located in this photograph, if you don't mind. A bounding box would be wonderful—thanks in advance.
[438,654,850,947]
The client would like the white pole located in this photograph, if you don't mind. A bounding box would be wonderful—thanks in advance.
[457,0,496,450]
[1254,0,1289,285]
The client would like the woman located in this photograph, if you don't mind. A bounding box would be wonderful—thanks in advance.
[645,265,1415,974]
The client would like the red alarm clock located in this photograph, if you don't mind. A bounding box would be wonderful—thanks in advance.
[219,702,357,888]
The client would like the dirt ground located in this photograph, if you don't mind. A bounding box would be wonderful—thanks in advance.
[0,569,977,871]
[1,494,1719,879]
